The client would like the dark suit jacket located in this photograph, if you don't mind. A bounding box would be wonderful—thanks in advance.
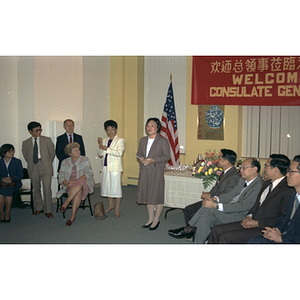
[22,135,55,177]
[56,132,85,171]
[275,191,300,243]
[210,166,240,197]
[0,157,23,191]
[248,178,294,229]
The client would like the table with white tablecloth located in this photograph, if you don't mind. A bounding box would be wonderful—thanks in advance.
[164,172,215,218]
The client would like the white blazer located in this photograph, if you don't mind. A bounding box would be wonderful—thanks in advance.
[97,135,125,172]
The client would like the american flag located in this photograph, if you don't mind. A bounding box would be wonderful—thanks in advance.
[160,82,180,166]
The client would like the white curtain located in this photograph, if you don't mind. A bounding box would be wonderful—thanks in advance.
[144,56,186,153]
[242,106,300,159]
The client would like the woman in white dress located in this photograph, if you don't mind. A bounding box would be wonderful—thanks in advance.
[97,120,125,218]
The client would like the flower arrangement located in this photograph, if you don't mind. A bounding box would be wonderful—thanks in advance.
[194,150,223,189]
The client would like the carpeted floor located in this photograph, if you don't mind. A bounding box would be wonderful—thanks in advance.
[0,185,192,244]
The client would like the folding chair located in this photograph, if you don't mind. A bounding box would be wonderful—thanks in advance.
[15,168,34,215]
[56,187,93,219]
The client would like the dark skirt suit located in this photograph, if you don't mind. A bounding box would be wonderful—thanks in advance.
[0,157,23,196]
[136,134,170,205]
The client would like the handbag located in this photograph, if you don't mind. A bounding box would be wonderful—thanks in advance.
[94,201,107,220]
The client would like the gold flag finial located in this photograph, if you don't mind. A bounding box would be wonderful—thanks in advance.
[170,73,172,82]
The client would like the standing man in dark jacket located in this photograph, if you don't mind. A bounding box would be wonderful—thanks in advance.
[56,119,85,172]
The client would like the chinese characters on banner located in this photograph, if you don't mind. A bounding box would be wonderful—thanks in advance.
[191,56,300,106]
[198,105,224,140]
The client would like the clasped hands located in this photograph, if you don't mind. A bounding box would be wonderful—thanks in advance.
[261,227,282,243]
[137,156,154,165]
[201,193,218,208]
[64,180,76,188]
[97,137,107,151]
[1,176,12,183]
[239,215,259,228]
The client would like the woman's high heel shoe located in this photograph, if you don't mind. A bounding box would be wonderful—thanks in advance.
[66,219,75,226]
[149,221,160,231]
[105,206,115,213]
[142,222,152,228]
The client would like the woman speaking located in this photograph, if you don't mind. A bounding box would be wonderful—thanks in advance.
[136,117,170,230]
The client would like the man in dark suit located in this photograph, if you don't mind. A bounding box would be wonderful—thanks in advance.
[22,121,55,218]
[169,158,263,243]
[56,119,85,172]
[248,155,300,244]
[183,149,240,225]
[208,154,294,243]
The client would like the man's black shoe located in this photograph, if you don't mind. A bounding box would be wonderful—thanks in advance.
[168,227,195,239]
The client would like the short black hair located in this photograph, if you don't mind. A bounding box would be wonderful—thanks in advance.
[27,121,42,132]
[269,154,290,176]
[293,155,300,172]
[145,117,161,134]
[0,144,14,158]
[104,120,118,130]
[220,149,237,165]
[250,158,261,173]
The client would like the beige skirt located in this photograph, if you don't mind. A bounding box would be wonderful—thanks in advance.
[100,166,122,198]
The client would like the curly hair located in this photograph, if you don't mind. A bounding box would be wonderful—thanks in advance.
[64,142,80,156]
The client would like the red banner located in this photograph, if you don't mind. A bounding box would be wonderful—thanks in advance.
[191,56,300,106]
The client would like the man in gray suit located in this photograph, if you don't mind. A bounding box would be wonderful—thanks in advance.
[169,158,263,243]
[183,149,240,225]
[22,121,55,218]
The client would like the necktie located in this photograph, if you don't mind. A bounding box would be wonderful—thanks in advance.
[260,182,273,205]
[266,182,273,198]
[231,181,247,203]
[69,135,72,143]
[33,138,38,164]
[216,172,224,184]
[296,197,300,211]
[290,195,299,220]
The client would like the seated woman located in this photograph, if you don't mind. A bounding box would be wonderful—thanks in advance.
[0,144,23,223]
[57,142,95,226]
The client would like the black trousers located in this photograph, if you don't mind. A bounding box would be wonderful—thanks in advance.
[184,201,203,225]
[208,221,263,243]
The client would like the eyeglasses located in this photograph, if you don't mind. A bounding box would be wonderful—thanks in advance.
[287,168,300,174]
[240,165,252,170]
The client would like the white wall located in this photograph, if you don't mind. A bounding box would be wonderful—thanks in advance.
[0,56,110,197]
[83,56,110,185]
[0,57,19,154]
